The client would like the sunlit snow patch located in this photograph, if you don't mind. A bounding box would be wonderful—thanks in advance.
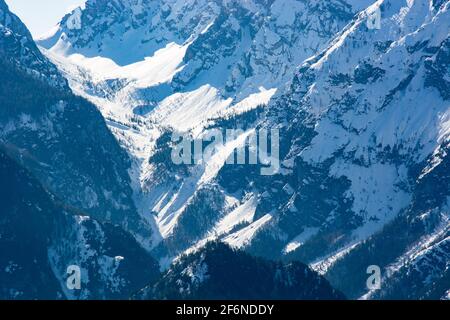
[51,42,188,88]
[224,214,273,248]
[283,227,319,254]
[214,196,257,236]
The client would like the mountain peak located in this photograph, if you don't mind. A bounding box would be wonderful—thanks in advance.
[0,0,67,89]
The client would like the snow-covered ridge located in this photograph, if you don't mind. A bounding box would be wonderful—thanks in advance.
[0,0,67,88]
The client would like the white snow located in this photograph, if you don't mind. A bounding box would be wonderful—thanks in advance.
[214,196,257,236]
[218,87,277,118]
[66,8,82,30]
[330,161,411,240]
[198,129,255,185]
[152,85,233,132]
[283,227,319,254]
[54,42,188,88]
[311,242,360,275]
[152,128,255,238]
[224,214,272,248]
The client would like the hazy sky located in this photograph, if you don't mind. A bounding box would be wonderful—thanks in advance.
[5,0,86,38]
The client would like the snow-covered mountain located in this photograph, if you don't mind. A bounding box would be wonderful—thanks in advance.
[37,0,449,299]
[1,0,356,300]
[39,0,361,249]
[0,0,164,299]
[260,0,450,299]
[0,0,67,88]
[0,0,159,249]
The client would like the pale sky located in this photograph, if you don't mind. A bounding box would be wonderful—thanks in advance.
[5,0,86,38]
